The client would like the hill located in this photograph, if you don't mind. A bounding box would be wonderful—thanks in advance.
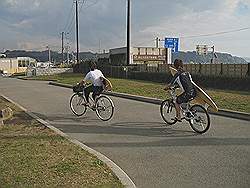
[3,50,248,64]
[172,51,247,64]
[243,57,250,63]
[3,50,96,62]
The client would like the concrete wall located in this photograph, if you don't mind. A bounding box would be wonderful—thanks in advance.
[30,68,73,76]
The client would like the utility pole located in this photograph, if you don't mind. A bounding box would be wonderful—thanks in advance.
[126,0,131,65]
[211,45,215,64]
[46,46,51,63]
[99,39,101,54]
[61,32,64,63]
[75,0,79,63]
[155,37,160,48]
[66,45,70,64]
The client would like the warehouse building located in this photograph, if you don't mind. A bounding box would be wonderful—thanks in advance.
[102,47,171,66]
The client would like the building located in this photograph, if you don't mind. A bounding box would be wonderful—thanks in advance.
[17,57,37,67]
[0,56,37,74]
[102,47,172,66]
[36,62,53,68]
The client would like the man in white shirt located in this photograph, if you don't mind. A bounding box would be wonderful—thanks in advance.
[81,62,105,105]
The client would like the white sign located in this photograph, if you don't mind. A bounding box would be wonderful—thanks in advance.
[196,45,208,55]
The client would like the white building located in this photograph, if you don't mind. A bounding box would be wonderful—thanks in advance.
[0,56,37,74]
[108,47,172,65]
[17,57,37,67]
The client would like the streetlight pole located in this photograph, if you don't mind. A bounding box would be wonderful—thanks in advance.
[126,0,131,65]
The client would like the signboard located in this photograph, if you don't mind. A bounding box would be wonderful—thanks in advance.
[164,38,179,53]
[196,45,208,55]
[133,55,165,61]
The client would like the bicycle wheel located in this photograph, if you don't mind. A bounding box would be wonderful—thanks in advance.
[160,99,177,125]
[95,95,114,121]
[189,105,210,134]
[69,93,87,116]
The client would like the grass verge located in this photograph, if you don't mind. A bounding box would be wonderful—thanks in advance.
[28,73,250,113]
[0,96,123,188]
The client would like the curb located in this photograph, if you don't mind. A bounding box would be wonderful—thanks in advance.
[49,81,250,121]
[1,94,136,188]
[17,77,57,82]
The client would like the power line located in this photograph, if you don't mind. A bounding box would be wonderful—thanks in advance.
[65,9,76,34]
[79,0,85,13]
[181,27,250,39]
[65,1,85,36]
[80,0,100,12]
[134,26,250,47]
[63,2,75,31]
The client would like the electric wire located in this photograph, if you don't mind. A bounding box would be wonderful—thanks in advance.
[181,27,250,39]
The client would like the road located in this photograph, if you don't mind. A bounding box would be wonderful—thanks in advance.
[0,77,250,188]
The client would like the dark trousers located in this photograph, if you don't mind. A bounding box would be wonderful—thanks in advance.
[84,85,103,102]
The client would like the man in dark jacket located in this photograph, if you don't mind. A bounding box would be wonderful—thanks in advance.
[165,59,196,121]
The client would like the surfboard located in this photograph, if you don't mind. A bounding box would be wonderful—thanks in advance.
[169,66,218,112]
[102,77,113,91]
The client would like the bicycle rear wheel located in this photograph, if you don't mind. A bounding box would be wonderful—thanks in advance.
[95,96,114,121]
[69,93,87,116]
[160,99,177,125]
[189,105,210,134]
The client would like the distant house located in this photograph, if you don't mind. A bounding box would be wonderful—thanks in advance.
[0,56,37,74]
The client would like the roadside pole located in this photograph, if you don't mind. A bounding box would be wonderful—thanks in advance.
[61,32,64,64]
[126,0,131,65]
[75,0,79,64]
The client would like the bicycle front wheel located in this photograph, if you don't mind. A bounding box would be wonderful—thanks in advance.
[95,96,114,121]
[189,105,210,134]
[160,99,177,125]
[69,93,87,116]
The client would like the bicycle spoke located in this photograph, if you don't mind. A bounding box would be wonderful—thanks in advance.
[95,96,114,121]
[189,105,210,134]
[70,93,87,116]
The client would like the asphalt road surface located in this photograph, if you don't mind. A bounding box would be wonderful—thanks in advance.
[1,77,250,188]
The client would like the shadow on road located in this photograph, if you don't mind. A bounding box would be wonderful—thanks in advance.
[32,112,197,138]
[86,137,250,148]
[31,112,250,148]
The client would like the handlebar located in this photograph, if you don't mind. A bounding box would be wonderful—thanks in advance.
[164,85,179,91]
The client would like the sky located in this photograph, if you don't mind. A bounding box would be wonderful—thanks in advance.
[0,0,250,57]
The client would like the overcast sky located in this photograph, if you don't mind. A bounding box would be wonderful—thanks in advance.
[0,0,250,57]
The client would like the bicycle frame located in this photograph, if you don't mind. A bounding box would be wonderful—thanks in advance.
[80,85,104,109]
[168,87,194,121]
[161,87,211,133]
[71,83,115,121]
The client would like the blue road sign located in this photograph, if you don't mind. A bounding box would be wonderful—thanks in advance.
[164,38,179,53]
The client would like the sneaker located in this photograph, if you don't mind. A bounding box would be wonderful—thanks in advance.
[190,119,194,125]
[171,117,182,122]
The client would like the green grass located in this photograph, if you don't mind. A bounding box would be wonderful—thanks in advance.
[0,96,123,188]
[32,73,250,113]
